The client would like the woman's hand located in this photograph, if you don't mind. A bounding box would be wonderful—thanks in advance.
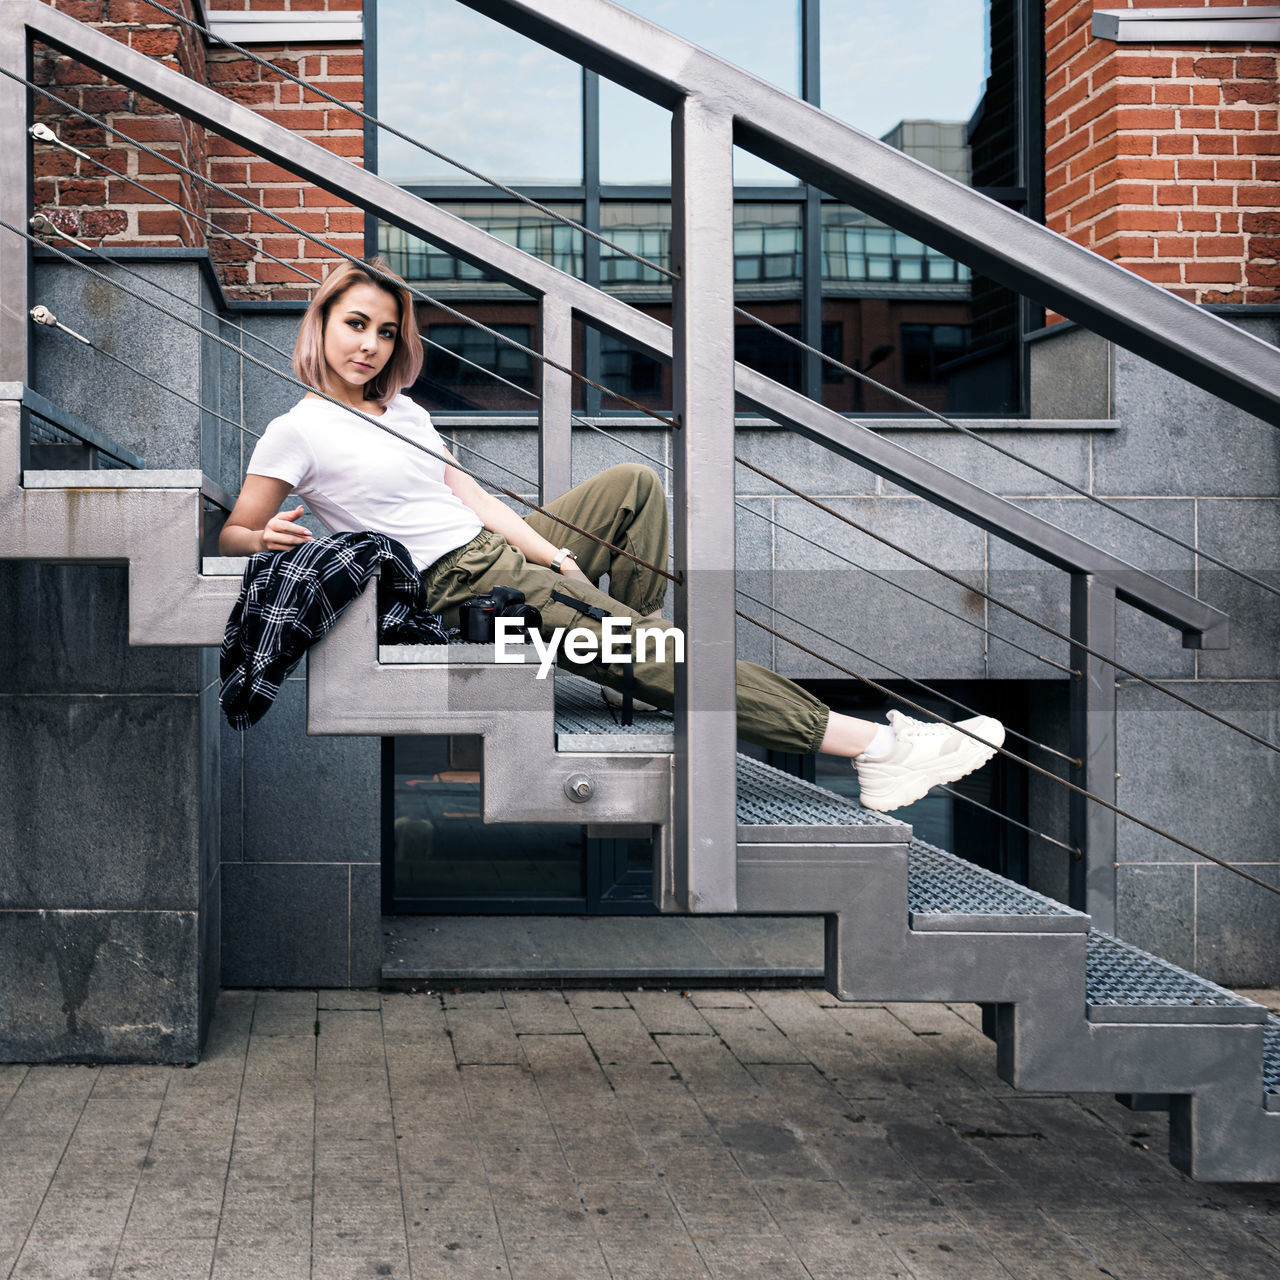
[261,505,313,552]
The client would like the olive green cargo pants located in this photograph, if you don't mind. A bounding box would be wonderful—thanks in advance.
[422,463,830,754]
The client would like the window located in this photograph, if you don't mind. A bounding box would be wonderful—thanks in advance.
[426,324,535,390]
[901,323,970,383]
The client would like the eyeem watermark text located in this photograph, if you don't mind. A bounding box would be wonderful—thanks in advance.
[494,616,685,679]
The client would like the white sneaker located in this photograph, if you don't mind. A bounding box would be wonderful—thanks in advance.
[855,709,1005,813]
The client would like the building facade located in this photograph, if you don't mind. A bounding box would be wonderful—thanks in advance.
[2,0,1277,1061]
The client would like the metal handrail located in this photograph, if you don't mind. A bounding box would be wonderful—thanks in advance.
[5,0,1230,653]
[133,1,1278,603]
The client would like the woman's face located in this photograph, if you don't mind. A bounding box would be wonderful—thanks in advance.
[321,280,402,405]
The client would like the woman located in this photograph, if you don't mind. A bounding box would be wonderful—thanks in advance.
[220,259,1003,812]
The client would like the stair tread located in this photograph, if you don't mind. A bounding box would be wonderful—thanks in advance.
[1265,1017,1280,1098]
[1086,931,1266,1023]
[907,840,1084,922]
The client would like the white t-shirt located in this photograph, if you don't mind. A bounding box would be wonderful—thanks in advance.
[247,394,484,571]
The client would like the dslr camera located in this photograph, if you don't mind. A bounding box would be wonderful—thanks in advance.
[458,585,542,643]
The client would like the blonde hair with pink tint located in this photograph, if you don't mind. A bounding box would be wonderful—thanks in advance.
[292,257,422,408]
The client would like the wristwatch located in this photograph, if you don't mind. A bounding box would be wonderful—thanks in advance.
[550,546,577,573]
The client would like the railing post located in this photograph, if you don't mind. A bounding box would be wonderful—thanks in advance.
[538,295,573,502]
[1068,572,1118,931]
[669,91,738,912]
[0,1,30,386]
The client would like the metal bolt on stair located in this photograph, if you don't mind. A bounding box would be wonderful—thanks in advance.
[564,773,594,802]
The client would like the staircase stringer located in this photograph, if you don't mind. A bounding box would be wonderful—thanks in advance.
[306,583,674,829]
[737,839,1279,1181]
[0,397,239,643]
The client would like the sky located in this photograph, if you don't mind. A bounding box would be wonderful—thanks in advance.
[375,0,987,187]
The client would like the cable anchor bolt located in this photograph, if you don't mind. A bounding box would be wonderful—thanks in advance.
[30,304,91,346]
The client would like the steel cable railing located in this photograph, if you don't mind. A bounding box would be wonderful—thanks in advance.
[733,310,1280,602]
[25,211,553,480]
[25,213,1084,772]
[25,220,1280,900]
[25,123,1082,688]
[10,70,681,434]
[9,217,676,584]
[21,96,1102,686]
[20,99,1277,758]
[20,54,1276,628]
[127,0,1280,605]
[11,74,1280,894]
[734,607,1280,898]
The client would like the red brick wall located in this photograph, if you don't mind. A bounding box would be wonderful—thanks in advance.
[1047,0,1280,304]
[205,0,365,299]
[32,0,365,301]
[33,1,211,248]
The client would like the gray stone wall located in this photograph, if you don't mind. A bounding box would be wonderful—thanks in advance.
[0,562,219,1062]
[219,673,382,988]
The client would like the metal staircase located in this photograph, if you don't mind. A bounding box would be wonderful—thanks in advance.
[1,0,1279,1180]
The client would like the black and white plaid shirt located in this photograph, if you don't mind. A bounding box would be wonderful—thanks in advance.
[220,531,451,729]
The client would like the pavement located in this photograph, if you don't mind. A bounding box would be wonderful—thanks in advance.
[1,987,1279,1280]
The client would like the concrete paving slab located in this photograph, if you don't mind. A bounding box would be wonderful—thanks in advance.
[626,991,713,1036]
[0,987,1277,1279]
[108,1237,217,1280]
[8,1234,117,1280]
[503,1234,612,1280]
[693,1233,810,1280]
[790,1229,915,1280]
[572,1006,662,1067]
[597,1235,712,1279]
[502,990,580,1035]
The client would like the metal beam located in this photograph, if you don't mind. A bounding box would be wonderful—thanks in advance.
[670,93,738,913]
[1069,574,1118,931]
[538,295,573,502]
[0,0,28,386]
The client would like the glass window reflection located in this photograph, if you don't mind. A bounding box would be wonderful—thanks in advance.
[379,205,585,284]
[820,0,986,157]
[600,0,800,185]
[376,0,581,185]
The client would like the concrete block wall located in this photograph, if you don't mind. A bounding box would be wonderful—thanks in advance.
[0,562,219,1062]
[219,675,383,988]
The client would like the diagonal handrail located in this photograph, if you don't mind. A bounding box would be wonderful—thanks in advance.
[5,0,1229,650]
[460,0,1280,427]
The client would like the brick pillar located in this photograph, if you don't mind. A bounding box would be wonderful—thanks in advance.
[33,0,366,301]
[205,0,366,300]
[33,0,212,247]
[1046,0,1280,304]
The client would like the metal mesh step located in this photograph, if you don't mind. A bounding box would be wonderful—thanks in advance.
[1085,932,1267,1025]
[907,840,1086,932]
[734,753,888,829]
[553,672,675,747]
[1265,1017,1280,1109]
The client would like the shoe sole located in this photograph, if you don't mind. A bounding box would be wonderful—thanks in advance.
[859,724,1004,813]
